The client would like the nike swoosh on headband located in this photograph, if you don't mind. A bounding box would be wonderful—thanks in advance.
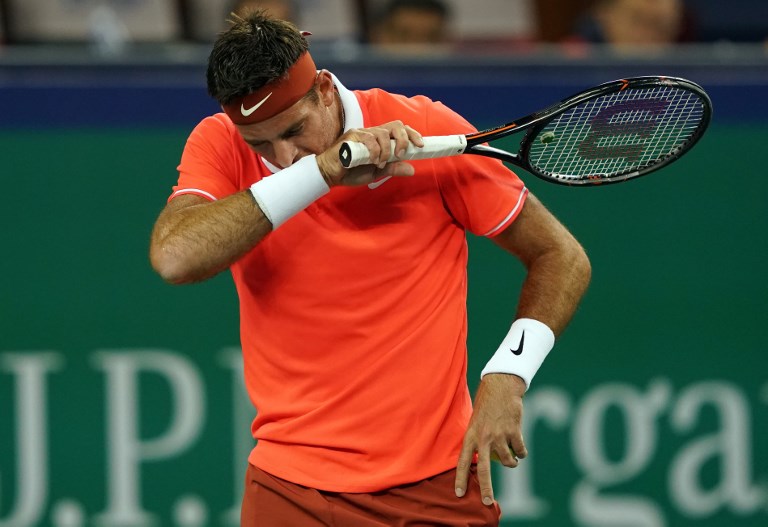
[241,92,273,117]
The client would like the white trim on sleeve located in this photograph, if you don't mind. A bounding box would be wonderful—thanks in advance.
[482,187,528,237]
[170,188,218,201]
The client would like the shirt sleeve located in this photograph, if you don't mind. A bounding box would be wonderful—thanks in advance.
[425,100,528,237]
[170,115,241,202]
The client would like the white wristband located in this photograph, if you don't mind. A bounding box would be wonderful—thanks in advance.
[249,154,330,228]
[481,318,555,390]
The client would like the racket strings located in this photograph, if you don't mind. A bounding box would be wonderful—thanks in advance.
[528,86,706,181]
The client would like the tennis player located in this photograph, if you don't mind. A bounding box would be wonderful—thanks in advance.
[150,10,590,526]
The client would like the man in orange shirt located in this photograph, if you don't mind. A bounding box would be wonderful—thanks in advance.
[150,10,590,526]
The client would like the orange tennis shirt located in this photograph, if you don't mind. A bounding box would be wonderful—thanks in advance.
[172,77,528,492]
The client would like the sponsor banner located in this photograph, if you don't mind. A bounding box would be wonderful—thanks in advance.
[1,118,766,525]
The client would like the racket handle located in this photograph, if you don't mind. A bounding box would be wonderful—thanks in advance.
[339,135,467,168]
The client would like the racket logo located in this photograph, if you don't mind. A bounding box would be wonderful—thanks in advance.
[579,99,669,162]
[510,331,525,356]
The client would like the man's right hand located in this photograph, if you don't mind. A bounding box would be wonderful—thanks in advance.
[316,120,424,187]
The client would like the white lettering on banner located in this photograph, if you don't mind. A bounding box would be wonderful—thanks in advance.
[0,352,63,527]
[1,351,766,527]
[216,348,256,527]
[669,381,762,516]
[91,350,206,527]
[570,380,671,526]
[492,377,767,526]
[497,387,572,518]
[571,482,666,527]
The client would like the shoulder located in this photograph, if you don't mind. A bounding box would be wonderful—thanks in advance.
[184,113,252,167]
[188,113,239,144]
[355,88,439,117]
[355,89,474,135]
[180,113,268,185]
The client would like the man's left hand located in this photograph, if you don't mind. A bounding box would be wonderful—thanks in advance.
[454,373,528,506]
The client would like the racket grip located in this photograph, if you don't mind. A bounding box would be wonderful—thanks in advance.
[339,135,467,168]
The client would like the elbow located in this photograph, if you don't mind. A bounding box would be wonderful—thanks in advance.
[572,241,592,290]
[150,244,194,285]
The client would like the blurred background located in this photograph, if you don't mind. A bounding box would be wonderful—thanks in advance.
[1,1,767,526]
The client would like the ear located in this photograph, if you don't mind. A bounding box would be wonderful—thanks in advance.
[316,70,336,107]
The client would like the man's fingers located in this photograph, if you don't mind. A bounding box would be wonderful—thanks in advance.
[325,122,422,186]
[339,128,389,168]
[491,442,519,468]
[509,435,528,460]
[454,438,475,498]
[377,161,414,177]
[352,122,422,168]
[389,123,411,159]
[404,124,424,148]
[475,448,495,506]
[370,127,397,168]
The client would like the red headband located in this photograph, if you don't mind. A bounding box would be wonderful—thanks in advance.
[222,51,318,125]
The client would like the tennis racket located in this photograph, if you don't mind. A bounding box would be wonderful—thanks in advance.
[339,76,712,186]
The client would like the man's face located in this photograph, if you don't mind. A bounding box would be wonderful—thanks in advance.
[235,84,338,169]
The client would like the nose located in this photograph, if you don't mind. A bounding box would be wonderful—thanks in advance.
[272,140,299,169]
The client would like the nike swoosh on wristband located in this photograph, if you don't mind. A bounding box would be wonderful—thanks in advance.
[241,92,273,116]
[510,331,525,355]
[368,176,392,189]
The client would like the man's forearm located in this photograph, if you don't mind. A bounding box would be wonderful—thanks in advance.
[150,191,272,284]
[514,241,591,336]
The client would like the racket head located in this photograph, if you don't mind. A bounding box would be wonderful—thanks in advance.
[516,77,712,186]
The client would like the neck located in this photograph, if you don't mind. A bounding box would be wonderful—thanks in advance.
[335,90,346,138]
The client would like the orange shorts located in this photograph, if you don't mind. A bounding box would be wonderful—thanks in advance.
[241,464,501,526]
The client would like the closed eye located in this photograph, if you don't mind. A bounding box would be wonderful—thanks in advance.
[243,118,306,148]
[281,124,304,139]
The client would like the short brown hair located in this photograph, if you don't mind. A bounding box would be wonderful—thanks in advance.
[206,9,309,105]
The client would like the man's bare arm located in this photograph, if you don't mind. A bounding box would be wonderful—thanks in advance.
[150,122,424,285]
[149,192,272,284]
[492,192,591,335]
[456,192,591,505]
